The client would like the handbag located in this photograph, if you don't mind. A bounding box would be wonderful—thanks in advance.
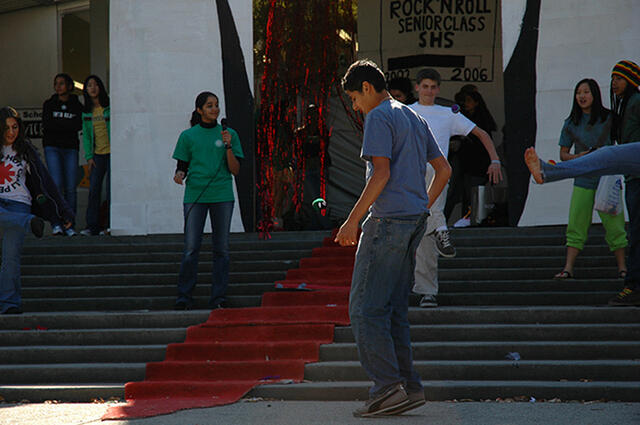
[594,174,624,215]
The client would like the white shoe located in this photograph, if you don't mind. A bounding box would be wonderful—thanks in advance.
[64,228,77,236]
[51,225,64,236]
[79,229,93,236]
[453,217,471,228]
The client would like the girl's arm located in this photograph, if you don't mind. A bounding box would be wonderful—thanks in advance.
[222,130,240,175]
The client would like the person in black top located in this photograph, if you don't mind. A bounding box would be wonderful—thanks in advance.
[42,73,82,236]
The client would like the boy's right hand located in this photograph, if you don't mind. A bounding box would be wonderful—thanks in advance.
[174,171,185,185]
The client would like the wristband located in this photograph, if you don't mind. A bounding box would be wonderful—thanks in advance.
[225,144,232,150]
[491,159,501,165]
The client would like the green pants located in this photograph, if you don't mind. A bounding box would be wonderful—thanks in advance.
[566,185,628,251]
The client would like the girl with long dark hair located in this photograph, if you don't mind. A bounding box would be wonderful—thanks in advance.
[42,73,83,236]
[553,78,627,280]
[0,107,74,314]
[172,92,244,310]
[80,75,110,236]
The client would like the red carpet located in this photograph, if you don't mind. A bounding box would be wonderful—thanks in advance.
[103,235,354,420]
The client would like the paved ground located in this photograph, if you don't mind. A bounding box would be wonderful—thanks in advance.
[0,400,639,425]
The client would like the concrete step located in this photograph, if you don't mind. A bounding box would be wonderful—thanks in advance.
[0,328,188,346]
[0,345,167,364]
[22,283,276,298]
[0,363,146,384]
[21,295,262,312]
[21,249,312,265]
[303,360,640,382]
[20,271,287,286]
[249,380,640,402]
[0,384,124,403]
[0,311,210,330]
[334,323,640,342]
[319,341,640,361]
[21,260,300,276]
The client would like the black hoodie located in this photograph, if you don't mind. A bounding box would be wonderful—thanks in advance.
[42,93,83,149]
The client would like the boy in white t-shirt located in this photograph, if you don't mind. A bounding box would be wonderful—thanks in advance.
[409,68,503,307]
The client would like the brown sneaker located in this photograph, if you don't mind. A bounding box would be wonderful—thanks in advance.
[382,390,426,415]
[353,383,410,418]
[608,287,640,306]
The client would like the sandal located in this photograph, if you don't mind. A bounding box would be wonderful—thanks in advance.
[619,270,628,279]
[554,270,573,279]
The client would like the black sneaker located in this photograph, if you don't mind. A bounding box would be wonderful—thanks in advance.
[30,217,45,238]
[433,230,456,257]
[419,295,437,308]
[353,383,410,418]
[382,390,426,415]
[174,301,191,310]
[608,287,640,306]
[2,307,23,315]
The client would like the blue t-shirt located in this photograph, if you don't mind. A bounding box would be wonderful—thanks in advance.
[558,113,611,189]
[362,98,443,217]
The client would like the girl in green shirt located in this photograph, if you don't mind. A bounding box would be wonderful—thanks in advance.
[172,92,243,310]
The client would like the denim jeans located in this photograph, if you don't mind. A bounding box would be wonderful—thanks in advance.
[86,154,110,234]
[44,146,79,223]
[349,213,428,397]
[0,199,32,313]
[541,143,640,183]
[177,201,234,308]
[625,179,640,290]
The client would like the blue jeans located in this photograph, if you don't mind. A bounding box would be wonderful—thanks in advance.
[0,199,32,313]
[86,154,110,234]
[349,213,428,397]
[177,201,234,307]
[625,180,640,289]
[541,144,640,182]
[44,146,79,223]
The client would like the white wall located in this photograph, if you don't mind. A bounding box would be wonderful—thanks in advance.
[519,0,639,226]
[109,0,253,235]
[0,6,58,108]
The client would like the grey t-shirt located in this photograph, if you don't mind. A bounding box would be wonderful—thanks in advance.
[361,98,443,217]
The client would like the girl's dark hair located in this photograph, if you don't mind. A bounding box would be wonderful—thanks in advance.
[568,78,609,126]
[459,90,497,133]
[0,106,29,159]
[610,81,637,143]
[82,75,110,112]
[190,91,218,127]
[54,73,74,89]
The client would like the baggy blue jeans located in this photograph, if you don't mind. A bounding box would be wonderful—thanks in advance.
[44,146,79,221]
[177,201,234,308]
[0,199,32,313]
[349,213,428,397]
[541,143,640,182]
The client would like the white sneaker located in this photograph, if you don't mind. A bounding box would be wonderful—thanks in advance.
[79,229,93,236]
[51,225,64,236]
[64,228,77,237]
[453,217,471,228]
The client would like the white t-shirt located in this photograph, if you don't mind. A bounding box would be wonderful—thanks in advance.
[0,145,32,205]
[409,103,476,158]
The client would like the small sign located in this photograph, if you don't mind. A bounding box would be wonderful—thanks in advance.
[15,108,43,141]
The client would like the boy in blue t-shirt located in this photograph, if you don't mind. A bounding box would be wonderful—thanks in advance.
[335,59,451,417]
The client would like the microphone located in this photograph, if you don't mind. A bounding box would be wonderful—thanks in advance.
[221,118,227,131]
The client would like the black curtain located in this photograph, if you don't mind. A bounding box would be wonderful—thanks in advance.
[216,0,256,230]
[503,0,541,226]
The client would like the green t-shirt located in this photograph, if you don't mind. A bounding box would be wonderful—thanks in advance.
[558,113,611,189]
[172,124,244,203]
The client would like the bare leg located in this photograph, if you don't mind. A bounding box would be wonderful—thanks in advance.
[614,247,627,276]
[524,147,544,184]
[556,246,579,278]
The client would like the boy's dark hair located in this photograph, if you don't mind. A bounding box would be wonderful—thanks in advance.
[342,59,386,93]
[54,73,74,89]
[416,68,441,85]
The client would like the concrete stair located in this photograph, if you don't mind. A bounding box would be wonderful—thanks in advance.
[1,226,639,402]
